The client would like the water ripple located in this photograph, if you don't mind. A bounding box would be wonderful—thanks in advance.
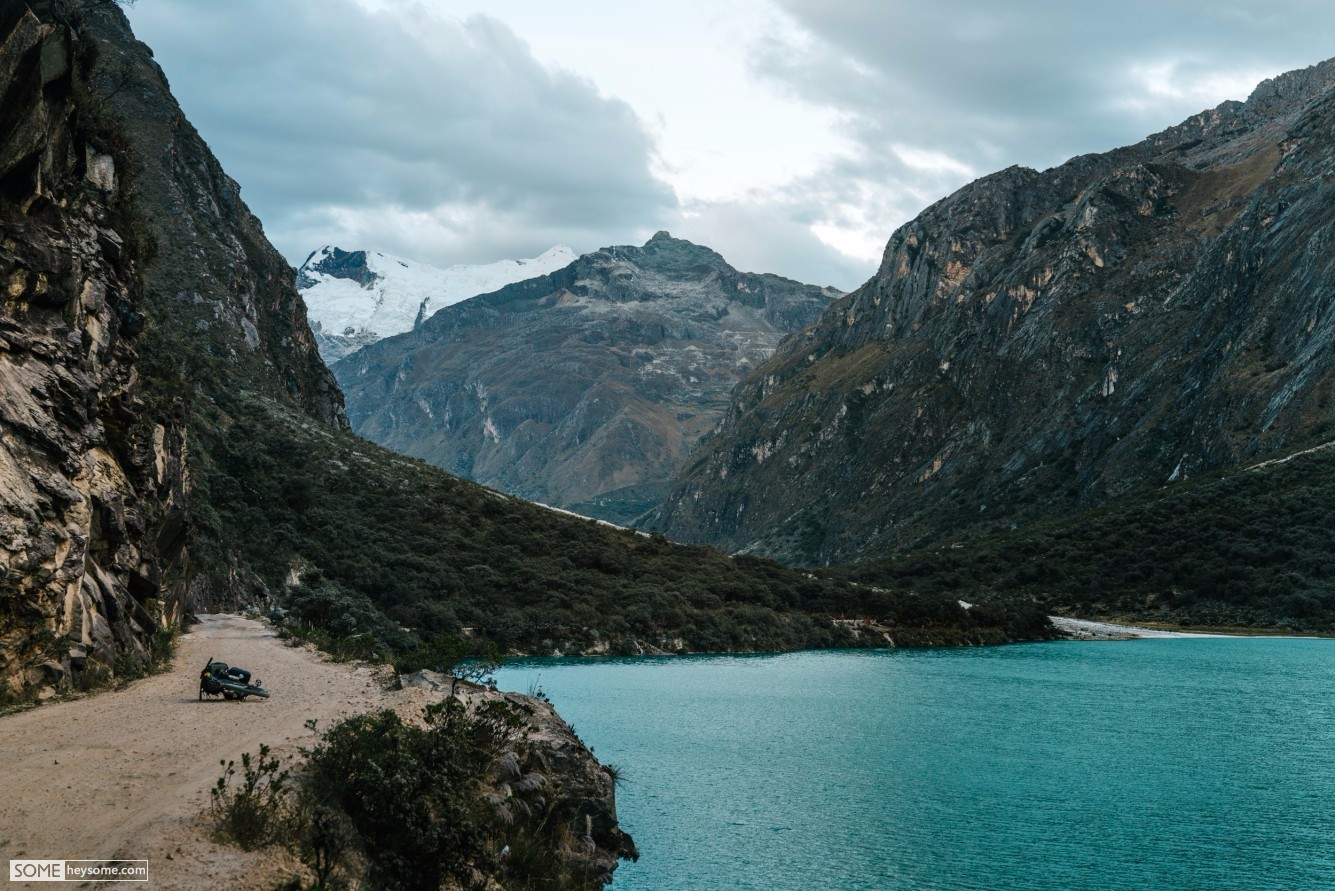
[497,639,1335,890]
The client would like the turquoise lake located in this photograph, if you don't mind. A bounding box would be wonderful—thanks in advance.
[495,639,1335,890]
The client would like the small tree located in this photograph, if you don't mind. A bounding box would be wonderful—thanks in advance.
[394,634,504,695]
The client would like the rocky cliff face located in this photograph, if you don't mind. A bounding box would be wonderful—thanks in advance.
[0,1,344,698]
[87,9,344,430]
[649,59,1335,564]
[335,232,841,523]
[0,3,188,697]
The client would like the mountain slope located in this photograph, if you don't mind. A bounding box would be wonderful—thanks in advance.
[836,434,1335,632]
[335,232,842,524]
[648,58,1335,564]
[298,244,577,362]
[0,3,1048,702]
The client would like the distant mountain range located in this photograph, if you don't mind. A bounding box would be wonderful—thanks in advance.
[647,58,1335,566]
[298,245,577,362]
[333,232,842,524]
[7,1,981,707]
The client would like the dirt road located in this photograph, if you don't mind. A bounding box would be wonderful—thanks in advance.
[0,614,410,889]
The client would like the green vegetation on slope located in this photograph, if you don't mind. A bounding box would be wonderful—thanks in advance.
[181,391,1050,657]
[836,441,1335,632]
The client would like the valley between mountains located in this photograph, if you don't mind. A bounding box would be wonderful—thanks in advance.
[5,1,1335,886]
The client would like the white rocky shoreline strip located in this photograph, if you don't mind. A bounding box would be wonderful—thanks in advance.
[1049,616,1231,640]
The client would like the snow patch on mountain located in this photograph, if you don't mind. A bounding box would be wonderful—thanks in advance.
[298,245,577,362]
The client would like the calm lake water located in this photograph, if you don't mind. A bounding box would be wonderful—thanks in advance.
[495,639,1335,890]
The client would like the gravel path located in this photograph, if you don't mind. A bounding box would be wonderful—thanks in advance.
[0,614,410,889]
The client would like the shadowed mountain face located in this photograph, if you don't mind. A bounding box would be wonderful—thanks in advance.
[334,233,841,524]
[647,59,1335,564]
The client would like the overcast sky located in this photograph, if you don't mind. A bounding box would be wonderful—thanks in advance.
[126,1,1335,290]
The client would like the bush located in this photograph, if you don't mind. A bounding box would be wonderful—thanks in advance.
[210,744,293,851]
[302,699,525,890]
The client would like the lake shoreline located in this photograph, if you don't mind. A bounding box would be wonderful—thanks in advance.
[1050,615,1329,641]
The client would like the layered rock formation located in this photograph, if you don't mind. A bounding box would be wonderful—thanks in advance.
[649,59,1335,564]
[0,3,187,696]
[335,232,840,524]
[0,0,343,697]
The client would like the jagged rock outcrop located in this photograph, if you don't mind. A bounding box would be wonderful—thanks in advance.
[404,675,638,883]
[649,59,1335,564]
[486,687,638,883]
[336,232,841,523]
[0,3,187,697]
[0,0,346,697]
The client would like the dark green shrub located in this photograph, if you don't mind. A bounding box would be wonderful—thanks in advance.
[210,744,292,851]
[302,699,527,890]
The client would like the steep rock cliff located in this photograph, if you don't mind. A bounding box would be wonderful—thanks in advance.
[649,59,1335,563]
[0,0,344,697]
[0,3,191,698]
[336,233,840,524]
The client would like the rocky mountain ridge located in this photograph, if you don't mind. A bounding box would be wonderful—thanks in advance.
[334,232,842,523]
[0,3,185,695]
[298,243,577,362]
[0,0,342,698]
[648,58,1335,564]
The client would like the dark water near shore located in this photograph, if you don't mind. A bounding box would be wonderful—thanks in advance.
[496,639,1335,890]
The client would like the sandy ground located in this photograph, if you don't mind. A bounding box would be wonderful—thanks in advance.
[0,613,430,889]
[1049,615,1230,639]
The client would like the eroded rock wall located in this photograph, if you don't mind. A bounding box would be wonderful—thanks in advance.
[0,5,188,697]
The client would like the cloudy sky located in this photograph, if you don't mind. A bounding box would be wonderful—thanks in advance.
[126,1,1335,290]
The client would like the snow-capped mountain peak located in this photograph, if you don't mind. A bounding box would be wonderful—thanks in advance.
[298,244,578,363]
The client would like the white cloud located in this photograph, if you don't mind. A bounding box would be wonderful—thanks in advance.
[890,146,976,178]
[1117,60,1277,113]
[126,0,675,269]
[127,0,1335,293]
